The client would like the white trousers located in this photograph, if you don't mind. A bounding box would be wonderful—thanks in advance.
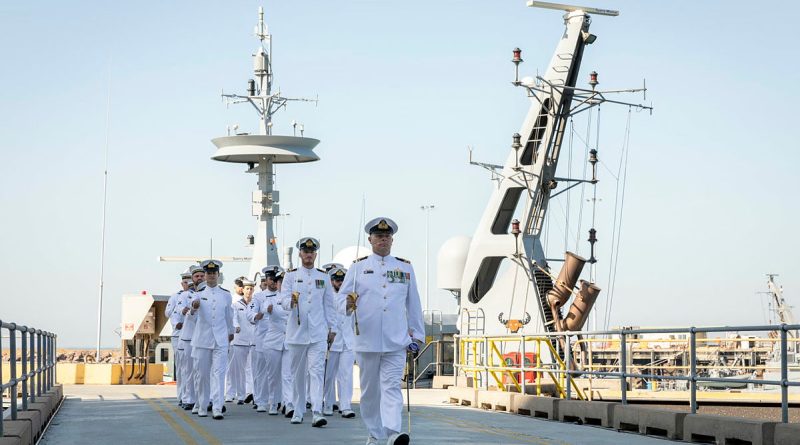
[171,337,182,402]
[192,345,228,412]
[225,346,234,399]
[228,345,252,400]
[323,350,341,410]
[253,349,267,406]
[355,350,406,440]
[179,340,195,404]
[281,348,293,409]
[288,342,326,415]
[264,348,283,407]
[336,349,355,410]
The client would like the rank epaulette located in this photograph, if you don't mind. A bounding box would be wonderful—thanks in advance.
[316,268,326,273]
[354,256,368,263]
[395,257,411,264]
[288,268,297,272]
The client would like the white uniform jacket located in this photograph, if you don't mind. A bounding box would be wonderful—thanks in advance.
[260,292,289,351]
[166,290,187,338]
[328,289,354,352]
[231,298,255,346]
[190,284,235,349]
[338,254,425,353]
[279,266,337,345]
[247,290,272,351]
[179,289,198,342]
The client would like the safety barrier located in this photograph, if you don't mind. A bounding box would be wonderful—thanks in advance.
[454,323,800,425]
[1,319,60,443]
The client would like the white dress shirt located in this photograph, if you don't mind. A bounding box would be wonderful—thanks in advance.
[338,253,425,353]
[279,265,337,345]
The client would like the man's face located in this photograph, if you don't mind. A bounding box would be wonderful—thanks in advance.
[243,286,254,300]
[332,279,343,292]
[191,271,205,285]
[205,270,219,286]
[369,233,393,256]
[299,249,316,267]
[234,284,244,296]
[181,279,190,290]
[266,276,279,292]
[276,278,283,291]
[260,279,268,291]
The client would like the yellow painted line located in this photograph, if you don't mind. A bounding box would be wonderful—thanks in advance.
[144,397,199,445]
[161,399,222,445]
[417,409,570,445]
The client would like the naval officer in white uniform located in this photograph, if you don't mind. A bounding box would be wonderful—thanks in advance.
[247,266,281,412]
[280,237,338,427]
[166,270,191,406]
[179,265,205,412]
[229,279,255,404]
[341,217,424,445]
[322,265,356,418]
[190,259,235,419]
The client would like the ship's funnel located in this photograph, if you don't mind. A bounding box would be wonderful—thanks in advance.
[546,251,586,311]
[562,280,601,331]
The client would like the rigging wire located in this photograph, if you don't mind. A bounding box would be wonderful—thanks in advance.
[603,108,633,330]
[574,108,593,254]
[565,118,574,254]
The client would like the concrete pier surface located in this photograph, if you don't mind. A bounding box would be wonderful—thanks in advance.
[37,385,680,445]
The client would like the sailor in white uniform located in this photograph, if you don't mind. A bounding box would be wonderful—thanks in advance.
[247,266,281,412]
[229,279,255,404]
[279,237,338,427]
[179,265,205,412]
[166,270,191,406]
[190,259,235,420]
[322,265,356,418]
[251,266,291,415]
[340,217,424,445]
[225,277,247,402]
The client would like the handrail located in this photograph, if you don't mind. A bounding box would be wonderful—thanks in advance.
[1,319,57,436]
[453,323,800,423]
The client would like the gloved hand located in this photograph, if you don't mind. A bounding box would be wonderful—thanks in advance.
[407,342,420,353]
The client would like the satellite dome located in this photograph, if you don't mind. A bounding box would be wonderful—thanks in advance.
[437,235,472,291]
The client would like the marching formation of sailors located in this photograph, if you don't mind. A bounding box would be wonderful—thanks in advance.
[164,216,423,445]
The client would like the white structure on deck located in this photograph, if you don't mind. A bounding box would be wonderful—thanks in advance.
[439,2,650,344]
[211,7,319,279]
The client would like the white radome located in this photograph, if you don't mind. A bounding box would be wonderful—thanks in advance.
[436,235,472,291]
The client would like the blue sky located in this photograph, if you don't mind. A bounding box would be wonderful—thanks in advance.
[1,1,798,347]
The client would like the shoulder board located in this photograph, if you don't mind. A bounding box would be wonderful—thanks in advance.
[220,287,229,292]
[395,257,411,264]
[316,268,326,273]
[354,256,368,263]
[288,268,297,272]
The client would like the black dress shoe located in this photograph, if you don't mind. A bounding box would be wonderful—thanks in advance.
[237,400,244,405]
[222,405,227,413]
[244,394,254,404]
[280,405,285,415]
[284,409,294,418]
[253,404,258,410]
[183,403,194,411]
[213,413,224,420]
[306,402,312,410]
[333,404,339,412]
[207,403,213,412]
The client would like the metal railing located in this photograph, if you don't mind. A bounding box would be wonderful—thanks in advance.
[1,320,57,436]
[454,323,800,423]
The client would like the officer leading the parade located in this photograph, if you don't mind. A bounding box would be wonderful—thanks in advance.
[341,217,425,445]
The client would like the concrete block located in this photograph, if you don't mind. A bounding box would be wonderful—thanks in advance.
[683,414,776,445]
[84,364,121,384]
[447,386,478,407]
[1,420,32,445]
[51,384,63,400]
[513,395,560,420]
[13,411,41,442]
[25,402,51,423]
[477,390,516,412]
[558,399,618,427]
[775,423,800,445]
[56,363,84,384]
[613,405,687,440]
[432,375,455,389]
[0,438,27,445]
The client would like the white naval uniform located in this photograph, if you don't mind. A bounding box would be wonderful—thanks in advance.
[247,289,274,408]
[252,290,291,410]
[166,290,186,403]
[323,288,355,412]
[190,284,235,413]
[178,289,199,406]
[228,297,254,402]
[279,266,337,416]
[338,254,424,440]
